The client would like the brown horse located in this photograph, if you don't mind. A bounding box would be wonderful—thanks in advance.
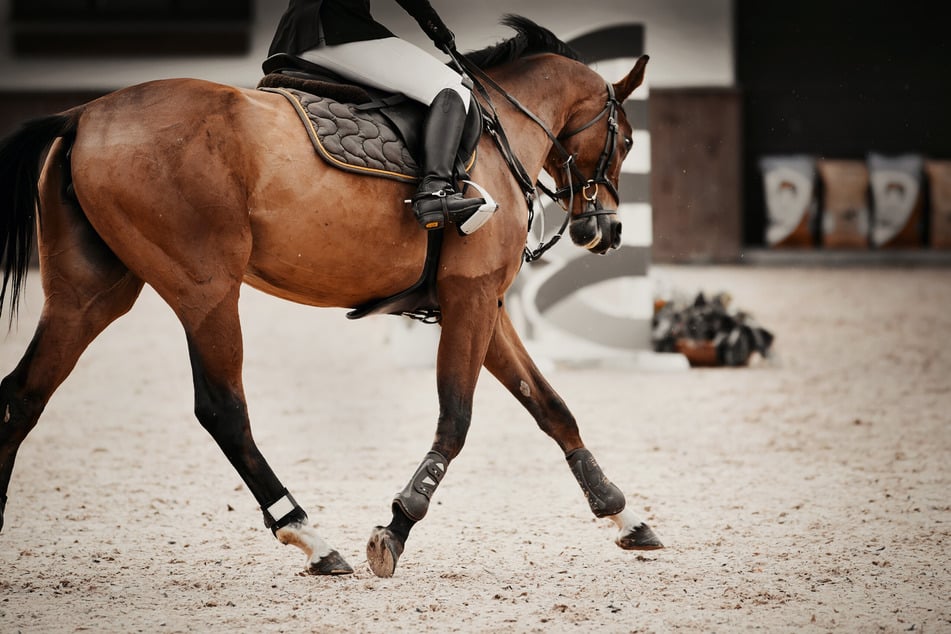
[0,17,659,577]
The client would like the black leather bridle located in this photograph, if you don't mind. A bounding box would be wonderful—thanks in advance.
[545,81,622,213]
[448,49,625,261]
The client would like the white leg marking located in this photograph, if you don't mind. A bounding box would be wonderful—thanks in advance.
[609,507,645,534]
[275,521,334,564]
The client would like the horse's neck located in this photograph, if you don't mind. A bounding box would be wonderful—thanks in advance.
[488,57,594,177]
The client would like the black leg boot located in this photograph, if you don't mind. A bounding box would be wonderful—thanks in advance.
[412,88,490,233]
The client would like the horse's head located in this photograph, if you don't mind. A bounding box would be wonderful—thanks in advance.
[545,55,649,255]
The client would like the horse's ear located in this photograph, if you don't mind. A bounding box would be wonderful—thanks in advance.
[613,55,649,102]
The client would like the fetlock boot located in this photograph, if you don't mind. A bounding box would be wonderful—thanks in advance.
[411,88,490,233]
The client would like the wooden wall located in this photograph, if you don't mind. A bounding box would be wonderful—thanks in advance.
[649,88,742,262]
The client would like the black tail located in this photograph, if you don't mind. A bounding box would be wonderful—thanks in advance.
[0,110,79,324]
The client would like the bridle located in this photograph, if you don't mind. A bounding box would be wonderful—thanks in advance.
[545,81,621,213]
[448,49,624,262]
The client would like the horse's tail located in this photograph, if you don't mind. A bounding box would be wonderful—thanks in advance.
[0,108,81,324]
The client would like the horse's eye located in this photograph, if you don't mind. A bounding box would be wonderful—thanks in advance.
[623,136,634,151]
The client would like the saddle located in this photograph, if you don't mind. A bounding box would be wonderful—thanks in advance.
[258,53,484,321]
[259,53,480,184]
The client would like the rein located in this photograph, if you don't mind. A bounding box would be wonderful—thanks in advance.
[448,48,621,262]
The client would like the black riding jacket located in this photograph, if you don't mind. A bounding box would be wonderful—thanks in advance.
[268,0,452,56]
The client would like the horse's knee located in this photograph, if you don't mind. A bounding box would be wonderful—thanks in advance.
[433,415,470,459]
[433,390,473,459]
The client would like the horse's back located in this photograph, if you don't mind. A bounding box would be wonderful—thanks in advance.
[64,78,430,309]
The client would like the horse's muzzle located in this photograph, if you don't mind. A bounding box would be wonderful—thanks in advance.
[569,211,622,255]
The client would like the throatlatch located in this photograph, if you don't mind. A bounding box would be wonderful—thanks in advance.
[566,448,626,518]
[393,450,448,521]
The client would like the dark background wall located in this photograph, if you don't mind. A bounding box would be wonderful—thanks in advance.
[650,87,741,262]
[736,0,951,246]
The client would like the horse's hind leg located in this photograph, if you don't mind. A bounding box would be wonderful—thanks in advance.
[0,285,143,530]
[482,306,663,552]
[1,140,144,531]
[161,272,352,575]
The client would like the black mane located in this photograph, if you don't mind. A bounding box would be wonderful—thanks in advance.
[462,15,583,69]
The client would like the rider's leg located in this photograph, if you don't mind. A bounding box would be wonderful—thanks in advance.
[299,37,468,115]
[300,38,487,231]
[409,87,486,231]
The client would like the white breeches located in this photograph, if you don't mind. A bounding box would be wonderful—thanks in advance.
[300,37,470,111]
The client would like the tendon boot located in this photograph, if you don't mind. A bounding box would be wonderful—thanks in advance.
[411,88,493,234]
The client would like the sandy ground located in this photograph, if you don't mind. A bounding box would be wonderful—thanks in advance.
[1,264,949,633]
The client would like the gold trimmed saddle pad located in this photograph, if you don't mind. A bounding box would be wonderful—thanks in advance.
[264,86,422,183]
[263,86,477,183]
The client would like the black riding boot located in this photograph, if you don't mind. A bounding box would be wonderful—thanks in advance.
[412,88,488,232]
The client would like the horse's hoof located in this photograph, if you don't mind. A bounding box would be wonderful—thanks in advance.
[366,526,404,578]
[617,522,664,550]
[305,550,354,575]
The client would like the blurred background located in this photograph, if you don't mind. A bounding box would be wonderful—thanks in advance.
[1,0,949,265]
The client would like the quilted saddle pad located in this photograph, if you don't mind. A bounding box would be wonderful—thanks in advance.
[263,86,475,183]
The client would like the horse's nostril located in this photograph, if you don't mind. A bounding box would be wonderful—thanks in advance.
[612,221,623,248]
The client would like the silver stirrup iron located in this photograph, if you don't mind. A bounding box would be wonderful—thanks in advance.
[457,180,498,235]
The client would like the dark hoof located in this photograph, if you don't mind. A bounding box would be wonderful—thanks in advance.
[366,526,404,578]
[617,523,664,550]
[305,550,354,576]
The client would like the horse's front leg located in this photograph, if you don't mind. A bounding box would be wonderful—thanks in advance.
[482,306,664,552]
[366,289,499,578]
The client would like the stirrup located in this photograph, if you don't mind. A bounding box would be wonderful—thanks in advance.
[407,182,498,235]
[454,180,498,235]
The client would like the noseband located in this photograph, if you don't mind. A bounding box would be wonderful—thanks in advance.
[447,49,623,261]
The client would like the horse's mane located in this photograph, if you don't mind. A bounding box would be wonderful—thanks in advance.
[462,15,583,68]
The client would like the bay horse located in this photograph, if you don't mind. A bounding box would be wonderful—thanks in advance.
[0,16,660,577]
